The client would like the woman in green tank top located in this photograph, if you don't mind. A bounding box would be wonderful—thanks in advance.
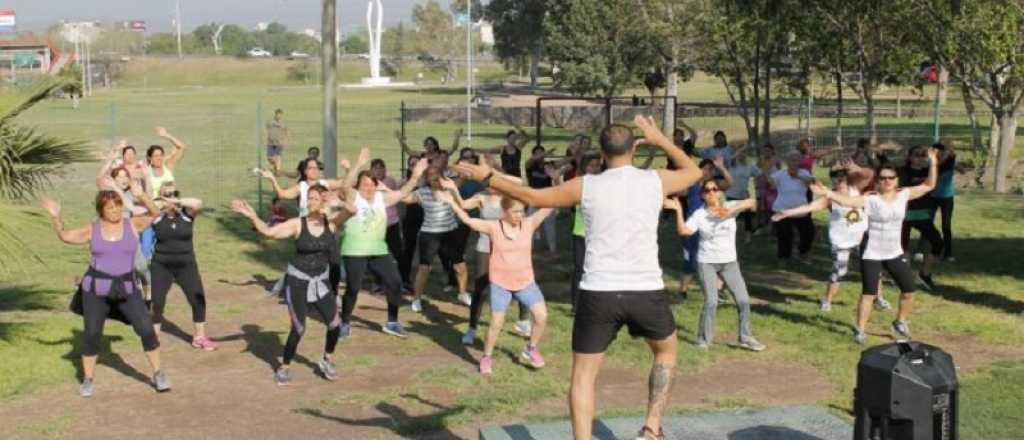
[571,154,603,313]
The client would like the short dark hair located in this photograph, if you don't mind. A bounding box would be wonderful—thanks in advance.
[531,145,545,155]
[598,124,635,157]
[878,164,899,176]
[698,159,715,169]
[370,158,386,168]
[857,138,870,149]
[506,130,517,139]
[458,147,475,159]
[714,130,726,139]
[146,144,164,160]
[307,146,320,157]
[932,142,946,151]
[297,158,323,181]
[424,136,440,150]
[356,170,378,187]
[121,145,136,157]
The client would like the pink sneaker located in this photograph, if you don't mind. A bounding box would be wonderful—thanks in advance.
[522,345,545,368]
[191,336,218,351]
[479,355,493,375]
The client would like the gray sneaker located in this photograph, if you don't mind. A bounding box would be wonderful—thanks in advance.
[513,320,532,338]
[461,328,476,345]
[274,367,292,386]
[738,337,766,352]
[79,378,94,398]
[152,370,171,392]
[820,300,832,312]
[873,297,892,311]
[892,320,912,340]
[383,322,409,339]
[318,356,338,381]
[339,323,352,339]
[854,330,867,345]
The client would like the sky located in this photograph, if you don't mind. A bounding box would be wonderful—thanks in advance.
[5,0,454,35]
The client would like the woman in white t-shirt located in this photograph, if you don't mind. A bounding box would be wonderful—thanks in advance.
[665,180,765,352]
[810,148,938,345]
[773,166,879,312]
[769,153,816,262]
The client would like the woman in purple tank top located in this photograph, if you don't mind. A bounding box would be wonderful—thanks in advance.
[41,181,170,398]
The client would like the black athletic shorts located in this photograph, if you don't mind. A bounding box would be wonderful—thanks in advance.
[572,289,676,354]
[418,230,464,266]
[861,257,916,296]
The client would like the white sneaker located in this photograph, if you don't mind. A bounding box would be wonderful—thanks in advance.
[411,298,423,313]
[873,297,892,311]
[913,253,924,263]
[820,300,832,312]
[513,320,532,337]
[458,292,472,307]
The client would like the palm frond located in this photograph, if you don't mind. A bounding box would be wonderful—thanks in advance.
[0,76,73,124]
[0,125,93,200]
[0,204,46,277]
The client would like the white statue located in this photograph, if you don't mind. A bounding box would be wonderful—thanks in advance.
[362,0,390,85]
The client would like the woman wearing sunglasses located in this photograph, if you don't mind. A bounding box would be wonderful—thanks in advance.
[810,147,938,345]
[665,180,765,352]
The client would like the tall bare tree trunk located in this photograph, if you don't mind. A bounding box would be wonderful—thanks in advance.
[994,112,1017,193]
[752,39,762,146]
[960,82,983,151]
[937,66,949,105]
[529,46,540,88]
[762,56,772,143]
[662,5,677,137]
[835,71,844,147]
[864,84,878,144]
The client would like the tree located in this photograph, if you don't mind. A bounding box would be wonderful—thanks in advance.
[544,0,659,97]
[382,21,413,75]
[413,1,462,82]
[341,33,369,55]
[485,0,546,87]
[0,77,92,274]
[451,0,485,22]
[634,0,698,135]
[912,0,1024,193]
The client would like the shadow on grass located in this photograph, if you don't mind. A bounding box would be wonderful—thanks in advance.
[407,299,479,366]
[35,329,151,386]
[212,212,292,274]
[159,319,194,344]
[217,323,317,373]
[0,321,33,344]
[750,303,856,336]
[727,425,829,440]
[295,393,466,439]
[0,284,65,312]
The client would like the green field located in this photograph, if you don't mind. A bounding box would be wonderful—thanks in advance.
[1,58,1022,438]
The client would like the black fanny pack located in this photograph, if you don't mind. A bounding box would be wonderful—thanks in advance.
[69,267,137,324]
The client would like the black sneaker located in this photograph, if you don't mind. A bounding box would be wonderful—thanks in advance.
[917,272,936,292]
[892,320,912,340]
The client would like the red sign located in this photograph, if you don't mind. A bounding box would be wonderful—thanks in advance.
[0,9,15,28]
[130,20,146,31]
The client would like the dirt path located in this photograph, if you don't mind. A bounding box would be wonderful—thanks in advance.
[2,275,1020,440]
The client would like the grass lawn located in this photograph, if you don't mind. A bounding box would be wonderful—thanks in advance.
[1,60,1022,438]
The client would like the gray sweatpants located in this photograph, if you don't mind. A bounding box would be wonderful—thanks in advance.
[697,261,754,345]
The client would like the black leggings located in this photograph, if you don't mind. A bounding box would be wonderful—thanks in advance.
[468,254,528,330]
[399,205,423,284]
[934,197,954,258]
[283,277,340,365]
[571,235,585,311]
[82,292,159,356]
[341,255,402,324]
[901,219,943,258]
[861,257,916,296]
[386,223,403,264]
[150,257,206,325]
[775,215,814,259]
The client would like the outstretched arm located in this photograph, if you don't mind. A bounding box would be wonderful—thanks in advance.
[40,198,91,245]
[812,182,866,208]
[384,157,428,206]
[157,127,188,170]
[437,192,494,235]
[259,169,300,199]
[528,207,555,224]
[712,157,734,190]
[231,200,299,240]
[907,149,939,200]
[451,159,583,209]
[772,196,829,221]
[664,198,695,236]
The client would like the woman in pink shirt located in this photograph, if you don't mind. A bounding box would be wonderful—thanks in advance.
[439,192,553,375]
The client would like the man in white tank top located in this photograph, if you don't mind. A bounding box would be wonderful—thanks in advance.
[452,115,701,440]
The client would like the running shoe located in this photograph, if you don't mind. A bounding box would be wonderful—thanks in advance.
[854,330,867,345]
[513,320,532,338]
[274,367,292,386]
[318,356,338,381]
[636,426,665,440]
[913,253,924,263]
[917,272,936,292]
[820,300,832,312]
[522,345,546,368]
[461,328,476,346]
[383,322,409,339]
[873,297,892,311]
[79,378,94,398]
[944,256,957,263]
[738,337,766,352]
[696,341,710,350]
[152,370,171,392]
[191,335,218,351]
[479,355,494,375]
[411,298,423,313]
[892,320,912,340]
[339,323,352,339]
[458,292,472,307]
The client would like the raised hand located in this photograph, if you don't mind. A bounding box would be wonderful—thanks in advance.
[339,159,352,170]
[713,156,726,169]
[155,126,169,138]
[257,168,275,180]
[231,199,256,218]
[356,147,371,167]
[40,198,61,218]
[449,158,492,181]
[927,147,939,164]
[128,179,144,197]
[771,211,787,222]
[633,114,671,148]
[411,156,430,177]
[809,181,829,196]
[100,176,118,191]
[439,176,457,191]
[394,130,406,142]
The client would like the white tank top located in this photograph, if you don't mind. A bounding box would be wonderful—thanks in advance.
[298,179,329,217]
[828,187,868,250]
[580,166,664,292]
[475,197,504,253]
[862,189,911,260]
[146,166,175,199]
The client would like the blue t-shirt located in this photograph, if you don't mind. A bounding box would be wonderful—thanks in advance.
[459,181,485,217]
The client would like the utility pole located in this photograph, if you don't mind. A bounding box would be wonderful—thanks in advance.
[175,0,183,59]
[466,0,473,146]
[321,0,338,177]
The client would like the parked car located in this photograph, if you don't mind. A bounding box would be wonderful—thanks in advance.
[357,53,371,60]
[248,48,272,58]
[288,51,310,60]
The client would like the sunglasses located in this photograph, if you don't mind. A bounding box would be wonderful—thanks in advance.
[702,187,721,194]
[829,171,848,178]
[878,175,898,181]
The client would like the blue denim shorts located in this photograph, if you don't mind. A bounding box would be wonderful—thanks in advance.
[490,282,544,313]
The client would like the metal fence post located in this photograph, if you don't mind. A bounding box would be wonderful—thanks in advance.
[400,100,407,176]
[933,93,942,142]
[256,102,263,213]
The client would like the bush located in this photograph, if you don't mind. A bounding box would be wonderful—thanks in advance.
[286,59,315,84]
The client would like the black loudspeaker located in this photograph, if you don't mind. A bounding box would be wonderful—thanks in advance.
[854,341,959,440]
